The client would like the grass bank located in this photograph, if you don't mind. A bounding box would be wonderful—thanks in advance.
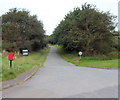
[57,45,119,69]
[1,47,50,81]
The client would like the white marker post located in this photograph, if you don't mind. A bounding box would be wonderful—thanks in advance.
[78,51,83,60]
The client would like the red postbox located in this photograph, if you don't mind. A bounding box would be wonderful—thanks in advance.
[8,52,14,60]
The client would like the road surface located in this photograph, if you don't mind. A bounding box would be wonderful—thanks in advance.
[3,46,118,98]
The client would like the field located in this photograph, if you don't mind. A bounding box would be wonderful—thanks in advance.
[57,45,119,69]
[1,47,50,81]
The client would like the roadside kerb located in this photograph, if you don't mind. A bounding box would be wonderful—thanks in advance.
[0,66,39,90]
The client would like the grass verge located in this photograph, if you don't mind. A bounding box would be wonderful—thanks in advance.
[57,45,119,69]
[1,47,50,81]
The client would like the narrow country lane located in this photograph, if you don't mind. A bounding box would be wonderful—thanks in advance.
[3,46,118,98]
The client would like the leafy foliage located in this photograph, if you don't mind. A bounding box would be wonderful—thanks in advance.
[2,8,46,52]
[52,3,117,55]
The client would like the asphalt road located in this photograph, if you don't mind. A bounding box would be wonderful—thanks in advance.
[3,46,118,98]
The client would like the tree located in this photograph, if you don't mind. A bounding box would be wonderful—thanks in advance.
[2,8,46,52]
[52,3,116,55]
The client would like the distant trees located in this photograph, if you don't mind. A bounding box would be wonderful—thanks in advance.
[2,8,46,52]
[52,3,117,55]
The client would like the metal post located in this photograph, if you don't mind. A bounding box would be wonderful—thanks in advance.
[80,56,81,60]
[10,60,12,68]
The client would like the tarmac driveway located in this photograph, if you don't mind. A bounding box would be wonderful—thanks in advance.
[3,46,118,98]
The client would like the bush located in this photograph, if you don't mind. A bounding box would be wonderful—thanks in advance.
[99,52,119,60]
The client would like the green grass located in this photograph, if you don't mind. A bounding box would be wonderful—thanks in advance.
[1,47,50,81]
[57,46,119,69]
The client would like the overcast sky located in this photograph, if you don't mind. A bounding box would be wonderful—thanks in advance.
[0,0,119,35]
